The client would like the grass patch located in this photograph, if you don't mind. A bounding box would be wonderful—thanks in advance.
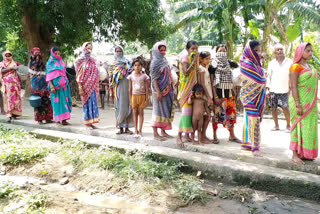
[0,181,18,199]
[60,141,209,205]
[0,127,210,206]
[0,125,57,165]
[0,144,52,165]
[0,125,35,144]
[25,193,49,213]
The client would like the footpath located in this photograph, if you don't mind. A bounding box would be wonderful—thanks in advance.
[1,99,320,202]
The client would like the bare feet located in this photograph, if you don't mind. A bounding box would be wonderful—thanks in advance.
[292,152,305,165]
[38,121,43,125]
[154,135,166,141]
[252,150,262,157]
[271,127,280,131]
[161,130,173,138]
[192,139,199,145]
[193,140,204,146]
[202,136,212,144]
[185,134,192,142]
[241,147,251,151]
[176,137,184,148]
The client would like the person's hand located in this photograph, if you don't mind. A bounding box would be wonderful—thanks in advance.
[50,85,56,94]
[296,104,303,115]
[144,97,148,108]
[12,66,17,70]
[193,52,199,63]
[157,91,162,102]
[79,88,84,97]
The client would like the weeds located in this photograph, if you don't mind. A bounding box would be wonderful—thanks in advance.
[219,187,253,203]
[0,128,209,205]
[60,141,209,204]
[0,125,34,144]
[0,181,18,199]
[26,193,49,213]
[0,144,52,165]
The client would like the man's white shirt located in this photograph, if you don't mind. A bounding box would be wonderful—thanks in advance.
[267,58,293,94]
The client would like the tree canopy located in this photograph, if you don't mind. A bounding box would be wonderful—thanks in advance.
[0,0,168,58]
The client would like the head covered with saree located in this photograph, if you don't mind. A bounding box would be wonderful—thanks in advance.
[82,42,93,58]
[240,41,266,117]
[46,47,66,82]
[0,50,16,69]
[150,41,169,82]
[114,45,127,65]
[293,42,312,64]
[75,42,99,106]
[29,47,45,71]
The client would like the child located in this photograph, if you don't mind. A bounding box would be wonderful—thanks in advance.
[128,58,149,136]
[199,51,214,143]
[99,79,108,109]
[188,84,211,145]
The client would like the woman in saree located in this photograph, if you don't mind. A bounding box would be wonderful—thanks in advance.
[150,41,174,141]
[0,50,22,122]
[75,42,100,128]
[109,45,133,134]
[46,47,72,125]
[211,44,241,144]
[240,40,266,157]
[177,40,199,148]
[289,42,318,164]
[29,47,53,124]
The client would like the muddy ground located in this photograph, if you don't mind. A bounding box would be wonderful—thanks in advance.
[1,150,320,213]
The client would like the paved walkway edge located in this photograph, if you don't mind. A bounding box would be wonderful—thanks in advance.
[2,122,320,202]
[2,118,319,176]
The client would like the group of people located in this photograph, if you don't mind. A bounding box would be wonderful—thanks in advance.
[0,39,318,165]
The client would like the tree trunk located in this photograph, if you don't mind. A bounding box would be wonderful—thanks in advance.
[20,8,54,98]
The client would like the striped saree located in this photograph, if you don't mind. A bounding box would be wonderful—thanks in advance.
[240,44,266,151]
[177,54,197,134]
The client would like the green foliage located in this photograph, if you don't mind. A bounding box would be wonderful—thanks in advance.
[0,125,55,165]
[286,18,302,43]
[0,181,18,199]
[26,193,49,213]
[174,177,209,204]
[0,144,51,165]
[0,125,34,144]
[60,141,208,204]
[0,0,168,58]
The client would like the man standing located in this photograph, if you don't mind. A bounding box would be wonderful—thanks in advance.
[267,44,292,132]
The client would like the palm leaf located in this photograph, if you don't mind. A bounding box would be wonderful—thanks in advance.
[174,11,214,30]
[287,2,320,25]
[175,1,214,14]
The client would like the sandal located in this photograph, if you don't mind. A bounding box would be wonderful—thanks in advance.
[124,129,133,135]
[213,139,220,144]
[61,121,71,126]
[229,138,242,144]
[271,127,280,131]
[116,129,124,135]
